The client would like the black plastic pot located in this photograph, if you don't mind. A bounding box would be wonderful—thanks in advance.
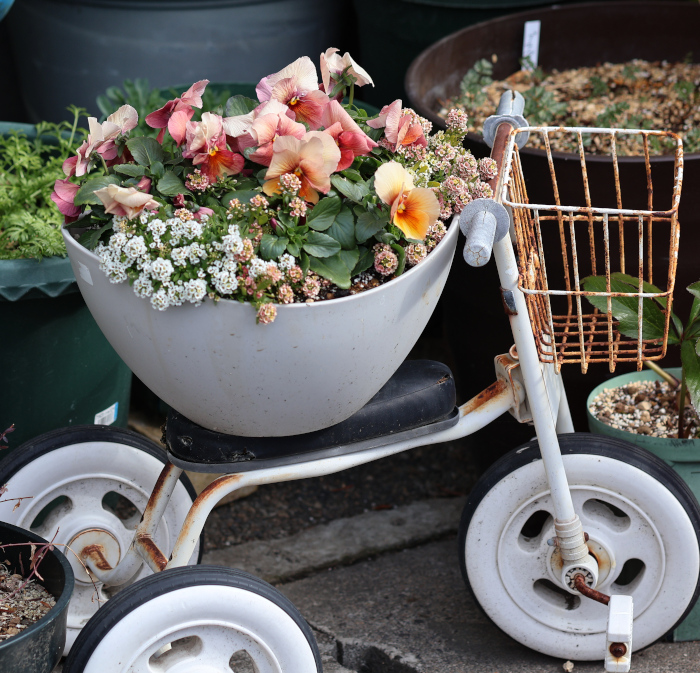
[0,522,74,673]
[406,0,700,436]
[6,0,348,123]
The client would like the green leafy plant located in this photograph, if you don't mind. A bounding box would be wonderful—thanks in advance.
[522,86,568,126]
[583,273,700,438]
[0,110,87,260]
[459,59,493,109]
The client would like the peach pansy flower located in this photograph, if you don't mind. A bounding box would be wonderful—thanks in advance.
[373,162,439,240]
[93,184,159,220]
[320,48,374,95]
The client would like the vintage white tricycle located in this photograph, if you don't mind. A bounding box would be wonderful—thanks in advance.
[1,92,695,673]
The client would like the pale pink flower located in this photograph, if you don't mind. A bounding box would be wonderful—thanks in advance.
[263,131,341,204]
[321,100,377,171]
[367,101,427,152]
[50,178,81,221]
[94,184,159,220]
[183,112,244,183]
[320,48,374,96]
[247,112,307,167]
[66,105,138,177]
[257,303,277,324]
[146,80,209,144]
[256,56,329,129]
[373,162,439,240]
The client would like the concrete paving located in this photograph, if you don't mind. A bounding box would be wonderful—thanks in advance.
[204,497,700,673]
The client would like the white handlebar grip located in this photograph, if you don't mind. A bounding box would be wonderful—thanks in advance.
[463,210,497,267]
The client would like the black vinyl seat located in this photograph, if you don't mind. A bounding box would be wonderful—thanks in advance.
[165,359,458,472]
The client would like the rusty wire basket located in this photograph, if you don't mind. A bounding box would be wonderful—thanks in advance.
[500,125,682,373]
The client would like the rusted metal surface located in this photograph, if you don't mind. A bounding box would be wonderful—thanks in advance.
[501,125,682,374]
[81,544,113,572]
[573,573,610,605]
[609,643,628,658]
[461,380,509,417]
[135,534,168,572]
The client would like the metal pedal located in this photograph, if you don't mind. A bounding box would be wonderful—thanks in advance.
[605,595,633,672]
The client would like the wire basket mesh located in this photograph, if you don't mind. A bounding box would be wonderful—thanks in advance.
[501,125,682,373]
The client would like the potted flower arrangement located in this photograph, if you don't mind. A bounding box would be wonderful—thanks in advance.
[0,115,132,450]
[56,49,493,438]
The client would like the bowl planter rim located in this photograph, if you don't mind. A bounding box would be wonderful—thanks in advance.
[586,367,700,461]
[0,521,74,651]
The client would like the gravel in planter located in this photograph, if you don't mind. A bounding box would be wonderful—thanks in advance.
[439,58,700,156]
[0,563,55,641]
[589,379,700,439]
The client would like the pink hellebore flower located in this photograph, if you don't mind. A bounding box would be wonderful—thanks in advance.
[367,100,427,151]
[263,131,341,204]
[50,178,81,222]
[183,112,245,183]
[320,48,374,96]
[93,184,159,220]
[321,100,377,171]
[64,105,138,177]
[145,80,209,144]
[256,56,329,130]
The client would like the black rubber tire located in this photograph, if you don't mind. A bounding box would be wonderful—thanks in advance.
[458,432,700,648]
[63,565,323,673]
[0,424,202,562]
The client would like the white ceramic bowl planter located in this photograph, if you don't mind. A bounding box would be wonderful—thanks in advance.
[63,219,458,436]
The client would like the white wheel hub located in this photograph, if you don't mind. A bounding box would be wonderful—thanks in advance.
[0,440,198,653]
[465,452,699,659]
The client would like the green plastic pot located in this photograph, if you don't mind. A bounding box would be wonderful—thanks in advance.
[0,256,133,449]
[0,521,74,673]
[587,366,700,641]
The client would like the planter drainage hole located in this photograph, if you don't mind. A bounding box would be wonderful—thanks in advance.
[613,558,645,588]
[518,510,552,551]
[534,579,581,610]
[149,636,202,670]
[30,495,70,530]
[582,499,631,532]
[229,650,256,672]
[102,491,140,526]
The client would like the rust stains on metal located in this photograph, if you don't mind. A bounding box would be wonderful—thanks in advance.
[461,380,508,416]
[573,574,610,605]
[81,544,113,571]
[136,534,168,571]
[609,643,628,658]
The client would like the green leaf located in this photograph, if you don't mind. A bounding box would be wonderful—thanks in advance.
[688,282,700,326]
[341,168,363,182]
[150,161,165,179]
[352,246,374,276]
[126,136,165,166]
[306,196,341,231]
[74,175,121,206]
[355,211,387,243]
[326,205,356,250]
[287,241,300,257]
[77,222,113,250]
[681,339,700,414]
[225,95,259,117]
[260,234,289,260]
[390,242,406,276]
[338,248,360,273]
[309,252,352,289]
[113,164,146,177]
[331,175,368,202]
[221,189,259,207]
[300,250,310,276]
[581,275,672,343]
[303,231,342,258]
[157,171,189,197]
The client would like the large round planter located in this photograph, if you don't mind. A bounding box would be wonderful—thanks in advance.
[406,0,700,435]
[0,522,74,673]
[62,220,459,437]
[587,368,700,458]
[6,0,346,123]
[0,256,133,449]
[587,366,700,641]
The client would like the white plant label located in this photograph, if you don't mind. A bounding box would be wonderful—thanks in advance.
[95,402,118,425]
[522,20,541,70]
[78,261,93,286]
